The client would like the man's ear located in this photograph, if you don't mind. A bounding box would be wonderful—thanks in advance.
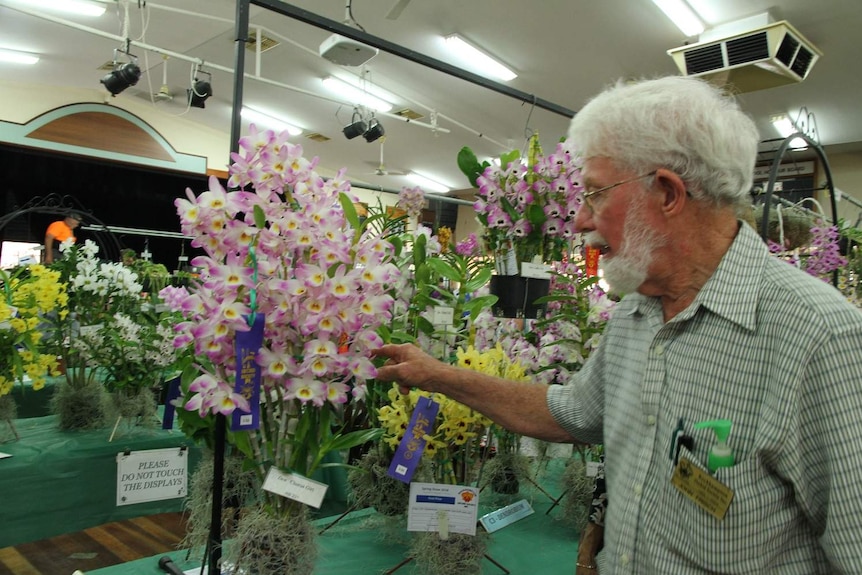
[654,168,688,217]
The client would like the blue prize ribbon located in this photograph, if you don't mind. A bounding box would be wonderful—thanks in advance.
[387,396,440,484]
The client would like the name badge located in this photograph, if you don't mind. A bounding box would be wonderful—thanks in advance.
[671,457,734,520]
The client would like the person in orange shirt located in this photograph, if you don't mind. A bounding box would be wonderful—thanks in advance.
[44,212,83,264]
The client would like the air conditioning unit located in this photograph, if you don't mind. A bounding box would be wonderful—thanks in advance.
[668,20,822,93]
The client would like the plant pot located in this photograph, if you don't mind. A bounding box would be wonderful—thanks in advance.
[489,275,550,319]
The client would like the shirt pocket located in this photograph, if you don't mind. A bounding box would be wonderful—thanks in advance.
[660,447,792,572]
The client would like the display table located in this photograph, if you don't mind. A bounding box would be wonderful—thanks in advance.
[89,463,580,575]
[0,413,202,548]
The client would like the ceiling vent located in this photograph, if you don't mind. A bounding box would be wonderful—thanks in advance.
[394,108,424,120]
[245,31,280,53]
[304,132,331,142]
[667,21,822,93]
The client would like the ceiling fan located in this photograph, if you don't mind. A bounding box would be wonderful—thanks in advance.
[385,0,412,20]
[363,138,410,177]
[131,56,186,108]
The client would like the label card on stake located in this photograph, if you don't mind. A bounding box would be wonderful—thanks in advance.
[407,482,479,536]
[387,395,439,484]
[262,467,328,509]
[479,499,534,533]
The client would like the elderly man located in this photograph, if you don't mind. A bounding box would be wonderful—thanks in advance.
[375,76,862,574]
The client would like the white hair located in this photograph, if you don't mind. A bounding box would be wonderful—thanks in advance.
[567,76,760,205]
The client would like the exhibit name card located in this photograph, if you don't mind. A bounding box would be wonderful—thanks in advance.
[116,447,188,506]
[479,499,534,533]
[262,467,328,509]
[520,261,551,280]
[407,482,479,536]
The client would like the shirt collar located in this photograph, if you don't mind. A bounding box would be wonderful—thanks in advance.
[623,222,765,331]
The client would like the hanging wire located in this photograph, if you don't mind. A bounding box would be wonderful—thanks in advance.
[346,0,366,32]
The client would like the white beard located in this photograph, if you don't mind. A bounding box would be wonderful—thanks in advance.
[595,199,664,296]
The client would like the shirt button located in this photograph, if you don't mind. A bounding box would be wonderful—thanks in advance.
[620,553,630,566]
[633,484,643,496]
[647,415,656,426]
[654,344,665,356]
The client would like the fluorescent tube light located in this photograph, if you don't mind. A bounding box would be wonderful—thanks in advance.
[408,172,450,194]
[651,0,704,36]
[0,48,39,65]
[6,0,106,17]
[321,77,393,113]
[443,34,517,82]
[241,107,303,136]
[771,114,807,149]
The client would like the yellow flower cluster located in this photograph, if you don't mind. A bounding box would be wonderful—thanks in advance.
[376,344,527,465]
[436,226,452,253]
[0,265,67,395]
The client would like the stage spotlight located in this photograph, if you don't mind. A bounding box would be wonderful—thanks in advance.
[342,109,367,140]
[187,79,212,108]
[100,60,141,96]
[363,118,385,143]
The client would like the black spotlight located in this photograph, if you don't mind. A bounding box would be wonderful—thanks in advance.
[100,61,141,96]
[363,118,385,143]
[187,79,212,108]
[343,110,367,140]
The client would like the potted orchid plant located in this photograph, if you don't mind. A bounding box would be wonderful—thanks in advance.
[163,125,397,575]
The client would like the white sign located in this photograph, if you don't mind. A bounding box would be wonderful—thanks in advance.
[262,467,328,509]
[407,482,479,536]
[753,160,815,181]
[479,499,534,533]
[432,306,454,327]
[116,447,188,506]
[520,261,551,280]
[586,460,604,478]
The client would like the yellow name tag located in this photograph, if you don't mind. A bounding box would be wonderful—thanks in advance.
[671,457,734,520]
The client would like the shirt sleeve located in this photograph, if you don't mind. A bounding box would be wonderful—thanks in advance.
[790,324,862,573]
[546,340,605,445]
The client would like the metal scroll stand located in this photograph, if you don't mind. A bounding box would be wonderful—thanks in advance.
[757,108,840,288]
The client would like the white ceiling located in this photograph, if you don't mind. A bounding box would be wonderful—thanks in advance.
[2,0,862,196]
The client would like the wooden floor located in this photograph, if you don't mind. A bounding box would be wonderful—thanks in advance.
[0,512,188,575]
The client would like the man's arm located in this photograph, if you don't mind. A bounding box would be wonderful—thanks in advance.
[374,343,576,443]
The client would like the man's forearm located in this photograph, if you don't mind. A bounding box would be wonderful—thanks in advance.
[430,364,575,442]
[44,236,54,263]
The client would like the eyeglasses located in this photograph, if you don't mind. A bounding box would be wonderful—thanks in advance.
[581,171,657,214]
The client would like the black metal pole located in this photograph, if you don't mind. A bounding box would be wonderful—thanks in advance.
[207,4,249,575]
[250,0,575,119]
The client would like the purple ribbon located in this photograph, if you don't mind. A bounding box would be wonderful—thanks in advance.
[388,395,439,484]
[231,313,265,431]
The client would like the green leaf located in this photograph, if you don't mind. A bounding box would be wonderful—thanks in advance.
[253,204,267,229]
[464,294,498,320]
[457,146,483,188]
[500,150,520,170]
[414,263,431,285]
[412,234,427,267]
[339,192,361,230]
[389,330,416,344]
[425,258,461,282]
[377,324,392,343]
[324,428,384,453]
[463,268,492,293]
[526,203,547,226]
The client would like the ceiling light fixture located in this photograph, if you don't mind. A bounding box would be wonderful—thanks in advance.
[362,117,385,143]
[241,107,303,136]
[651,0,704,37]
[99,48,141,96]
[0,48,40,65]
[188,69,212,109]
[771,114,808,149]
[442,34,517,82]
[408,172,450,194]
[322,76,393,113]
[7,0,106,17]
